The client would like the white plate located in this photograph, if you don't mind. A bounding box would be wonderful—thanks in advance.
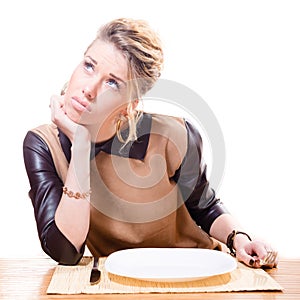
[104,248,237,282]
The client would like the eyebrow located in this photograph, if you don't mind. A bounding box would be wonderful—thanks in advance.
[86,55,126,85]
[86,55,98,65]
[109,73,126,85]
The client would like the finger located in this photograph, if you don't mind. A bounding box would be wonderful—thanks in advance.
[236,242,265,268]
[246,242,278,268]
[247,240,269,258]
[50,94,64,108]
[237,240,278,269]
[50,95,66,125]
[236,248,259,268]
[255,244,276,265]
[260,251,278,269]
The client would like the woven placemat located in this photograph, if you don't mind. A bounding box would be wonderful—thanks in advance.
[47,256,282,294]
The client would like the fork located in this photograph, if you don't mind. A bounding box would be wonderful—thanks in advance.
[259,251,278,267]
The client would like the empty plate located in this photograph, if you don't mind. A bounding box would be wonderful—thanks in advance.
[104,248,237,282]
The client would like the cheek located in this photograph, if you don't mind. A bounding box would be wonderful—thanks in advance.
[65,63,84,93]
[67,70,80,91]
[97,90,128,115]
[82,92,128,125]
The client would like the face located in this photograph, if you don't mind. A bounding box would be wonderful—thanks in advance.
[64,40,129,127]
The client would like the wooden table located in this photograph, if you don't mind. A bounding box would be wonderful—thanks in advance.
[0,257,299,299]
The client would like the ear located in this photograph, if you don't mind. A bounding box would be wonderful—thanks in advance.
[61,81,69,95]
[132,99,139,110]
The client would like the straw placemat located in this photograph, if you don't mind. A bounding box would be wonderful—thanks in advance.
[47,256,282,294]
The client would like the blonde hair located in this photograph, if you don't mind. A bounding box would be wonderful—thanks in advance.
[88,18,164,144]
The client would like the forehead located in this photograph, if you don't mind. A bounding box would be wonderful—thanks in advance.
[85,39,128,80]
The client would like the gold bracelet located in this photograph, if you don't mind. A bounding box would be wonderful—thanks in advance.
[62,186,91,200]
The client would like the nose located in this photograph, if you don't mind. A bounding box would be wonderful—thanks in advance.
[82,86,96,101]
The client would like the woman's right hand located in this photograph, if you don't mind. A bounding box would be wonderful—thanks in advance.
[50,95,90,144]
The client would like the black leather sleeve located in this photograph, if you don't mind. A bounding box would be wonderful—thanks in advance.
[173,120,229,233]
[23,131,84,265]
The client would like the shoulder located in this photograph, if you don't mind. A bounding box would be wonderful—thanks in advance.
[23,123,60,155]
[148,113,188,169]
[28,123,61,147]
[23,124,52,148]
[24,124,69,182]
[150,113,185,129]
[149,113,187,141]
[30,123,58,138]
[23,126,53,166]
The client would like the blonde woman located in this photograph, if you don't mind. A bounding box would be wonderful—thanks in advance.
[23,18,277,268]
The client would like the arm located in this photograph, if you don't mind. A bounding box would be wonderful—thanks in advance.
[54,129,91,252]
[50,94,91,253]
[23,95,91,265]
[23,131,85,265]
[210,213,278,268]
[173,120,228,233]
[175,120,277,268]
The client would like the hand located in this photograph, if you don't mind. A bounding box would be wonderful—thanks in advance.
[235,238,278,268]
[50,95,90,143]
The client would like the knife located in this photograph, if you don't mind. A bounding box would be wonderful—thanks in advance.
[89,257,101,285]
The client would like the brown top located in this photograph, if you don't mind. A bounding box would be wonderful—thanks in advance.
[25,112,223,264]
[86,114,220,256]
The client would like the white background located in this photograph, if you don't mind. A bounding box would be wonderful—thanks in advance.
[0,0,299,259]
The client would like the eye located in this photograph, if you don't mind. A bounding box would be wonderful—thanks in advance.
[83,61,95,72]
[106,78,120,90]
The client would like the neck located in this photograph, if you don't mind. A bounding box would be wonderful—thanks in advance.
[86,121,116,143]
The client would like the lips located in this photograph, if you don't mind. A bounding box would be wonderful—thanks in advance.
[71,96,91,112]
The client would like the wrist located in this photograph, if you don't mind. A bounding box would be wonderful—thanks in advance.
[71,141,91,153]
[71,132,91,154]
[234,233,252,249]
[226,230,252,256]
[69,125,91,144]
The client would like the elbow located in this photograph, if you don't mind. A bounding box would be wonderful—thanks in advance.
[187,199,229,233]
[41,240,84,265]
[57,253,83,266]
[41,223,84,265]
[198,200,229,233]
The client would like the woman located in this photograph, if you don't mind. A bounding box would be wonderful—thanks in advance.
[23,18,277,268]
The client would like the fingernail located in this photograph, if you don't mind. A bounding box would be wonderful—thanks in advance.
[249,259,254,266]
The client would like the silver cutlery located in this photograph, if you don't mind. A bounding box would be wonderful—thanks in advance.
[89,257,101,285]
[259,251,278,268]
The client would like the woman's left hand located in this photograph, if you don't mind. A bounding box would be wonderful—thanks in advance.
[235,238,278,268]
